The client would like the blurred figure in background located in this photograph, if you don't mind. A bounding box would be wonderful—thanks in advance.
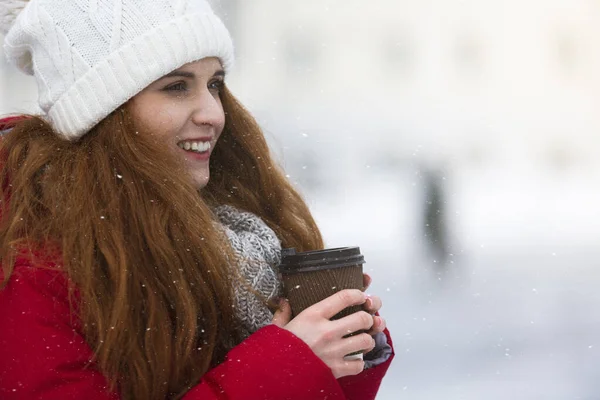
[422,167,450,267]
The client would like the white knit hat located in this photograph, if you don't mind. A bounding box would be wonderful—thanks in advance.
[0,0,234,139]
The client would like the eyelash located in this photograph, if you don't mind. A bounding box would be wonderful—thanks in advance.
[163,79,224,93]
[165,82,187,92]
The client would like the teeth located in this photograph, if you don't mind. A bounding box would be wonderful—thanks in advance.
[178,141,211,153]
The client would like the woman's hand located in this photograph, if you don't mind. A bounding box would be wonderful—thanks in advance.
[362,273,386,336]
[271,289,377,378]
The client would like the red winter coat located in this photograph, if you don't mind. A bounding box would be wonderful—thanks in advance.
[0,116,394,400]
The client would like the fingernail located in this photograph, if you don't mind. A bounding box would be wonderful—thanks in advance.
[366,297,373,308]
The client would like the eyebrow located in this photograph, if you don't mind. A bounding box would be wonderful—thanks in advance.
[160,69,225,80]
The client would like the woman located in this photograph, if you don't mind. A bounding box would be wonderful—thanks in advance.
[0,1,394,399]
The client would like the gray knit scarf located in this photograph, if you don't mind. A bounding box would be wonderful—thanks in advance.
[214,205,282,339]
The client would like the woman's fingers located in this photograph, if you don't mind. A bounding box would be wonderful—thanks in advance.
[331,310,374,337]
[271,298,292,328]
[363,294,382,314]
[367,315,386,335]
[338,332,376,357]
[362,273,372,291]
[362,293,385,335]
[322,333,375,378]
[309,289,367,320]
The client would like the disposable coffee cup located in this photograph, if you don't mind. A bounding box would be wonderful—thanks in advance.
[278,247,367,356]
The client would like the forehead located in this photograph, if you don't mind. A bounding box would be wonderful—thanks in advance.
[174,57,223,75]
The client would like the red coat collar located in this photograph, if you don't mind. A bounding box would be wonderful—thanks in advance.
[0,115,30,131]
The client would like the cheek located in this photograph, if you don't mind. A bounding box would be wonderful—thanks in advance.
[215,102,226,136]
[131,97,187,138]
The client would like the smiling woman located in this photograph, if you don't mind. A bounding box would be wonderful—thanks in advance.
[0,0,393,399]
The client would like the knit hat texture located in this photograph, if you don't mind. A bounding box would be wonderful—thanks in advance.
[0,0,234,139]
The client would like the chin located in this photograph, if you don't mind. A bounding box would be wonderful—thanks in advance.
[193,174,210,190]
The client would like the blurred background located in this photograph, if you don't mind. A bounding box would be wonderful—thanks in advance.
[2,0,600,398]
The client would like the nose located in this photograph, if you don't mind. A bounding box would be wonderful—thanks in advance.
[190,89,224,128]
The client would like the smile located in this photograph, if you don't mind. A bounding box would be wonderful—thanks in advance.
[177,140,211,154]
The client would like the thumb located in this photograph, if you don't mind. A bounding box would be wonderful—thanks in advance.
[271,298,292,328]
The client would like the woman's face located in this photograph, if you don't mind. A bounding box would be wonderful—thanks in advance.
[129,57,226,190]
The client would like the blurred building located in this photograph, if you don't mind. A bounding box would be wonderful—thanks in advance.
[221,0,600,251]
[228,0,600,164]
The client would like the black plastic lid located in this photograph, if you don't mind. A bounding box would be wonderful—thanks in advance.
[278,246,365,274]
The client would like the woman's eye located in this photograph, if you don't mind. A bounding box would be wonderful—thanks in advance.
[208,80,224,92]
[164,82,187,92]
